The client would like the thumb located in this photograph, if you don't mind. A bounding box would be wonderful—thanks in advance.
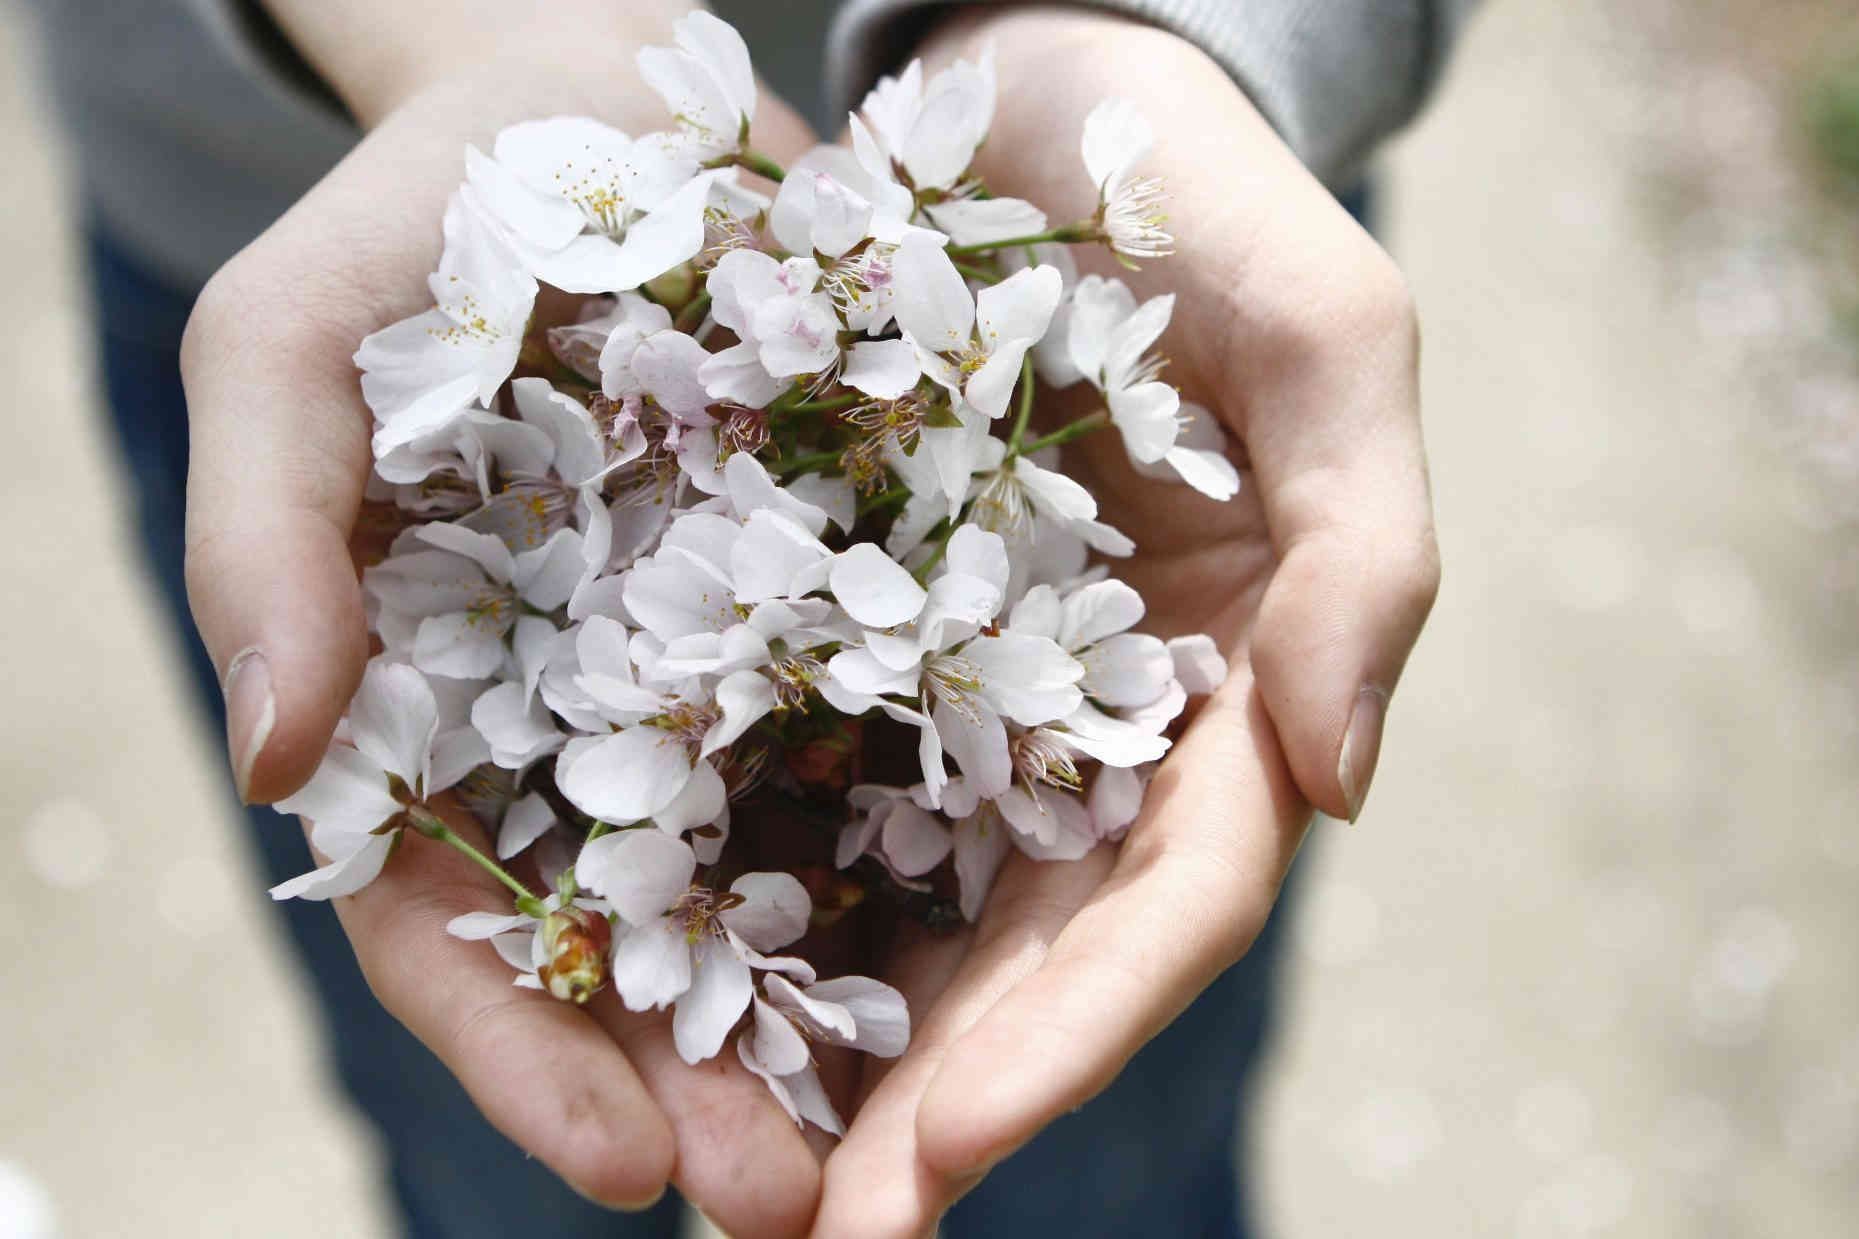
[180,254,382,805]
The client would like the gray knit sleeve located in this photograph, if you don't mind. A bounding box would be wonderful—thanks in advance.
[825,0,1480,187]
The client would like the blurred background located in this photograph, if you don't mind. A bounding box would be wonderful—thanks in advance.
[4,0,1859,1235]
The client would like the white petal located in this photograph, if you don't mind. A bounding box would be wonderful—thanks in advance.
[412,613,509,681]
[274,745,399,836]
[751,996,812,1076]
[962,338,1034,419]
[1088,764,1147,840]
[1082,633,1175,708]
[471,681,563,768]
[346,660,441,792]
[1058,579,1146,649]
[830,543,927,628]
[652,757,727,835]
[805,976,911,1057]
[611,919,693,1010]
[267,832,394,902]
[963,633,1085,725]
[901,53,994,189]
[952,811,1010,922]
[925,196,1046,245]
[447,909,533,941]
[1168,633,1229,694]
[880,800,953,876]
[890,237,974,353]
[1164,445,1242,500]
[703,670,777,756]
[933,698,1011,799]
[997,786,1096,860]
[673,936,753,1063]
[576,828,695,925]
[1081,98,1153,193]
[974,264,1062,349]
[722,872,812,952]
[496,791,558,860]
[842,338,922,400]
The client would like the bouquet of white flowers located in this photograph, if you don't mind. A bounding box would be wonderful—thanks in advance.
[270,11,1239,1136]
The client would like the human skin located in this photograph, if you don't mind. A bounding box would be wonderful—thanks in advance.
[180,4,1438,1236]
[181,3,834,1233]
[807,10,1439,1237]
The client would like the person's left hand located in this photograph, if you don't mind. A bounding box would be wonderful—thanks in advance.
[808,11,1441,1234]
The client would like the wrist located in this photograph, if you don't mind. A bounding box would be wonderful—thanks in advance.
[255,0,698,128]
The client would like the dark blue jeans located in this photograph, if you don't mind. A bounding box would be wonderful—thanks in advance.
[90,223,1306,1238]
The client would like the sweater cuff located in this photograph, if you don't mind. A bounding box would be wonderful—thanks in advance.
[183,0,352,124]
[826,0,1476,188]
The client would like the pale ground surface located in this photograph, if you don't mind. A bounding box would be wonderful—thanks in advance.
[3,1,1856,1237]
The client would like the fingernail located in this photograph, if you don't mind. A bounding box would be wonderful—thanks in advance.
[1337,686,1388,823]
[224,647,275,803]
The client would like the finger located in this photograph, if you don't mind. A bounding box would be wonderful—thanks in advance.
[590,1000,824,1238]
[913,671,1308,1179]
[180,114,463,805]
[813,850,1114,1239]
[324,806,676,1208]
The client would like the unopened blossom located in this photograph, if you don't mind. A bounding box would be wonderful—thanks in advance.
[446,894,613,1003]
[1081,98,1173,261]
[577,830,811,1063]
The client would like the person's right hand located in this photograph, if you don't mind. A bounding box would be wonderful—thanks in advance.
[179,14,828,1232]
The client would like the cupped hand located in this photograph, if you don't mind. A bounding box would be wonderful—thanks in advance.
[811,11,1440,1235]
[179,33,832,1234]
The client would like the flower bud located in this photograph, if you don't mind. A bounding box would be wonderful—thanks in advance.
[538,906,613,1006]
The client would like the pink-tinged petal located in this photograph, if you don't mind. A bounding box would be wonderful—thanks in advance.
[1168,634,1229,695]
[997,786,1096,861]
[446,910,533,941]
[933,699,1011,800]
[805,976,910,1057]
[750,995,812,1076]
[347,662,438,790]
[780,1061,845,1136]
[1088,764,1147,840]
[830,543,927,628]
[722,872,812,952]
[557,726,693,825]
[952,811,1011,922]
[274,745,399,836]
[890,237,973,352]
[575,829,695,925]
[754,294,841,378]
[1058,579,1145,648]
[880,800,953,877]
[653,758,727,835]
[738,1036,804,1127]
[842,338,921,400]
[267,832,394,902]
[975,264,1062,350]
[673,936,753,1063]
[496,791,558,860]
[629,329,714,420]
[611,919,693,1010]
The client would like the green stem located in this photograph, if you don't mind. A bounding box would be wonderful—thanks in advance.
[775,448,843,476]
[858,485,911,517]
[673,291,712,334]
[1004,353,1037,456]
[406,804,546,917]
[945,223,1094,258]
[784,392,862,414]
[1018,409,1110,457]
[951,260,1003,284]
[734,148,788,183]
